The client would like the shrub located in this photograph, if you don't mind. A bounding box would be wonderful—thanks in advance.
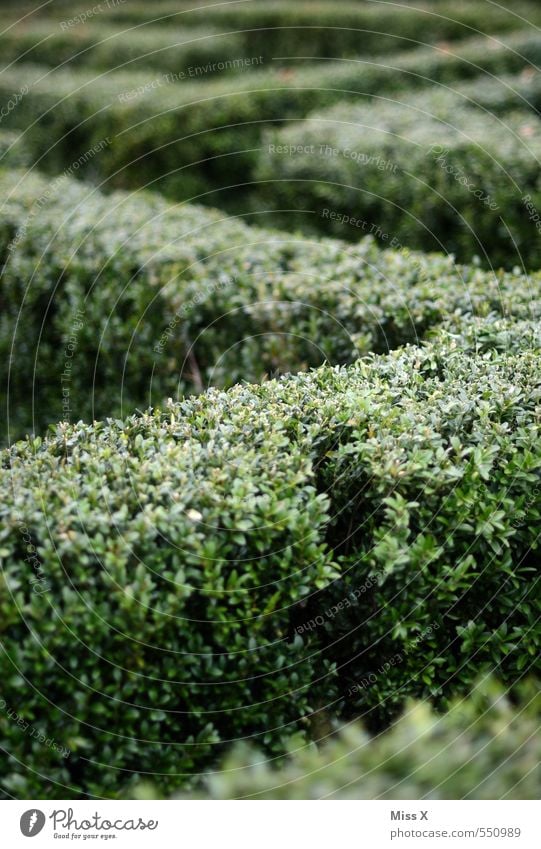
[3,3,541,73]
[0,392,338,798]
[96,0,541,58]
[2,168,541,440]
[173,680,541,799]
[0,23,250,78]
[1,323,540,797]
[297,330,541,727]
[4,23,541,88]
[1,30,540,205]
[255,77,541,267]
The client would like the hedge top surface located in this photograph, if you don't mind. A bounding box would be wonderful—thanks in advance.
[3,166,541,303]
[1,30,540,219]
[252,65,541,266]
[259,70,541,168]
[1,25,540,101]
[3,12,541,77]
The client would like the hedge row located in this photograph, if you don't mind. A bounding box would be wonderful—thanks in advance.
[0,24,253,79]
[3,3,541,73]
[3,23,541,85]
[1,29,540,204]
[293,322,541,728]
[255,77,541,267]
[88,0,541,59]
[0,380,338,798]
[3,167,541,441]
[178,681,541,799]
[1,320,540,796]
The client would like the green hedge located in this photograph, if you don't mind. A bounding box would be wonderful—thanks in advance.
[255,76,541,267]
[94,0,541,58]
[0,24,253,78]
[0,392,337,798]
[1,320,540,796]
[297,324,541,728]
[3,2,541,72]
[171,681,541,799]
[1,29,540,205]
[3,23,541,85]
[3,168,541,441]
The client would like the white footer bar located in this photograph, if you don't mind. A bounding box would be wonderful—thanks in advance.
[1,800,538,849]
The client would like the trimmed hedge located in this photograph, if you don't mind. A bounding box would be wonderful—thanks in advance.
[0,24,252,79]
[1,30,541,204]
[0,392,338,798]
[3,168,541,441]
[3,3,541,73]
[297,324,541,728]
[255,76,541,267]
[89,0,541,58]
[0,321,540,796]
[175,681,541,799]
[3,24,541,85]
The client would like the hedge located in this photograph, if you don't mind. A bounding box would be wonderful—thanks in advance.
[173,681,541,799]
[3,167,541,441]
[0,390,338,798]
[1,320,540,796]
[255,76,541,267]
[293,326,541,728]
[0,24,252,79]
[88,0,541,59]
[1,28,540,204]
[3,23,541,87]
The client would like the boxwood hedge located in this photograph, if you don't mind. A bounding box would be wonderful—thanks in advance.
[178,681,541,799]
[3,24,541,88]
[1,322,540,797]
[296,327,541,727]
[3,168,541,441]
[255,79,541,267]
[3,2,541,73]
[89,0,541,59]
[0,23,250,79]
[1,30,540,205]
[0,392,338,798]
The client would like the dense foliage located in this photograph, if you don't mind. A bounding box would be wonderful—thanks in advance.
[1,318,540,796]
[172,681,541,800]
[1,0,540,803]
[3,168,541,440]
[0,23,252,78]
[0,31,540,208]
[0,131,29,169]
[12,1,540,61]
[256,78,541,266]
